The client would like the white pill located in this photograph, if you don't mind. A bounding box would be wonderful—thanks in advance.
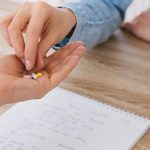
[23,75,32,79]
[31,73,38,79]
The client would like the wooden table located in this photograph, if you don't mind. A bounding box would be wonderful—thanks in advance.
[60,30,150,150]
[0,1,150,150]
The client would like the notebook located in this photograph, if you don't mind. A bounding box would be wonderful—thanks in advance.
[0,88,149,150]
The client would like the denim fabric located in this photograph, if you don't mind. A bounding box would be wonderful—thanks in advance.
[57,0,132,49]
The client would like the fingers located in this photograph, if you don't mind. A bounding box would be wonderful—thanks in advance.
[8,4,32,60]
[1,1,79,73]
[49,55,80,89]
[56,45,85,71]
[0,3,32,60]
[36,25,80,70]
[33,41,84,72]
[1,2,50,71]
[47,45,86,89]
[0,13,15,47]
[24,2,49,71]
[57,41,85,58]
[35,6,78,70]
[49,55,79,89]
[44,41,85,67]
[35,31,59,70]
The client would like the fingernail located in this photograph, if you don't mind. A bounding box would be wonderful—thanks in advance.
[25,60,32,70]
[23,75,32,79]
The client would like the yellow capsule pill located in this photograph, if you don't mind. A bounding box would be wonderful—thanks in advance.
[36,72,42,78]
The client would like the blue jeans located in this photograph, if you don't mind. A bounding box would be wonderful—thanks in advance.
[57,0,132,49]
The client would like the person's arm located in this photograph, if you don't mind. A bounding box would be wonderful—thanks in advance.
[0,0,132,71]
[58,0,132,48]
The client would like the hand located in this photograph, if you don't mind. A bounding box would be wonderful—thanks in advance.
[0,41,85,106]
[122,9,150,42]
[0,2,77,71]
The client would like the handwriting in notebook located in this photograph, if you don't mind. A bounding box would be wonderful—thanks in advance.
[0,98,110,150]
[0,88,149,150]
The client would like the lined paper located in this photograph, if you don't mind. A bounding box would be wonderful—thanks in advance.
[0,88,149,150]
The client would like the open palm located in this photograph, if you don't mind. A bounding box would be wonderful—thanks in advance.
[0,41,85,106]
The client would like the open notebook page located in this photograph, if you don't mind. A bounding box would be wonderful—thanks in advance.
[0,88,149,150]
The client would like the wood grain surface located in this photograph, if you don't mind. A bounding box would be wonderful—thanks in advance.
[0,1,150,150]
[60,30,150,150]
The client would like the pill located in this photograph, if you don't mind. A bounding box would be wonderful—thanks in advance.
[31,73,38,79]
[23,75,32,79]
[36,72,42,78]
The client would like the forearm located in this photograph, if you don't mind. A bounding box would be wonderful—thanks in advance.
[59,0,132,48]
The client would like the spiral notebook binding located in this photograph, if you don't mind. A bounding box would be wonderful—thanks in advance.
[60,87,150,124]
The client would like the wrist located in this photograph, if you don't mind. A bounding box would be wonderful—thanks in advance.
[59,8,77,29]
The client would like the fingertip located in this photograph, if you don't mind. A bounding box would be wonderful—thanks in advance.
[65,41,85,51]
[72,40,85,46]
[74,45,86,57]
[78,45,86,52]
[71,41,85,48]
[76,40,85,46]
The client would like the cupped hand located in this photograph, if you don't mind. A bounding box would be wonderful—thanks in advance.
[0,41,85,106]
[0,1,77,71]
